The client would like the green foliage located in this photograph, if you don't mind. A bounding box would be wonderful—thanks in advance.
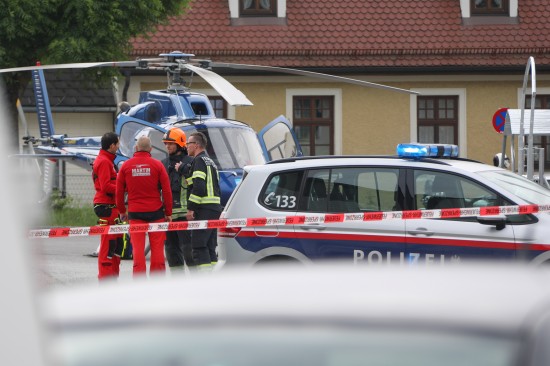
[44,190,97,227]
[0,0,191,67]
[0,0,192,146]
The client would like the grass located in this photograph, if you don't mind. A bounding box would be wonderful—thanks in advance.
[45,206,98,228]
[43,190,98,228]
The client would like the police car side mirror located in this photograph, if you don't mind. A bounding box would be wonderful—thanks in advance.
[476,215,507,231]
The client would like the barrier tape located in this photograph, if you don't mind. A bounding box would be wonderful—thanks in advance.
[28,203,550,239]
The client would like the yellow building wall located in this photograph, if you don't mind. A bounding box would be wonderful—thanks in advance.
[142,76,550,167]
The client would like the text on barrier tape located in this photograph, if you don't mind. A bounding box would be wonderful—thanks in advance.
[27,203,548,239]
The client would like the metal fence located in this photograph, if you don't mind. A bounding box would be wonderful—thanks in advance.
[58,174,95,207]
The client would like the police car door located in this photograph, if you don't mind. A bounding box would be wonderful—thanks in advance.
[296,166,406,264]
[405,169,517,264]
[258,115,302,161]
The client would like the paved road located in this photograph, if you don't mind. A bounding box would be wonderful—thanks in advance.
[32,235,148,289]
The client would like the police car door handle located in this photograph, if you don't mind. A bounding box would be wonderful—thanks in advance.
[408,228,434,236]
[300,224,327,231]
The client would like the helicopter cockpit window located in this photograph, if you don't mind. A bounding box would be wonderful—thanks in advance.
[148,130,169,161]
[191,102,209,117]
[186,127,266,170]
[119,122,143,157]
[262,122,298,160]
[118,122,168,162]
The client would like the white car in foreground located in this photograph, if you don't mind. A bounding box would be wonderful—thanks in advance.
[41,263,550,366]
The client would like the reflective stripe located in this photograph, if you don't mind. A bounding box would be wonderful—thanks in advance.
[192,170,206,180]
[189,153,221,208]
[189,194,220,205]
[202,197,220,204]
[189,194,202,204]
[206,166,214,198]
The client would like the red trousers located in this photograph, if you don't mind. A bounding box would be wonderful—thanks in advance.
[98,207,122,280]
[130,218,166,276]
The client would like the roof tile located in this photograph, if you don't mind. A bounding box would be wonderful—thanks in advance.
[131,0,550,69]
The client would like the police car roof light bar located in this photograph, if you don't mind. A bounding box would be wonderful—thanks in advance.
[397,143,459,159]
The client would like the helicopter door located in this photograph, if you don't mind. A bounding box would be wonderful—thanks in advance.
[258,115,303,161]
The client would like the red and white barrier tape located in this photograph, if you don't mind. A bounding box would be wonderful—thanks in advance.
[28,203,550,239]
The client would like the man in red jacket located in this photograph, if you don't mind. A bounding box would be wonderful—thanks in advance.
[92,132,122,280]
[116,136,172,276]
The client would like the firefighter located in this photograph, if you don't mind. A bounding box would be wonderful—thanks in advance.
[116,136,173,276]
[92,132,123,280]
[162,127,195,272]
[184,132,222,271]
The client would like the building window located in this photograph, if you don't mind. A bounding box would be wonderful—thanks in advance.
[208,96,227,118]
[471,0,509,15]
[240,0,276,17]
[525,95,550,169]
[293,96,334,156]
[417,96,458,145]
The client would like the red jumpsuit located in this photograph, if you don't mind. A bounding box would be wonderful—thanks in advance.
[116,151,172,276]
[92,149,122,280]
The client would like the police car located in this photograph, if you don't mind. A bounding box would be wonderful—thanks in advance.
[217,143,550,268]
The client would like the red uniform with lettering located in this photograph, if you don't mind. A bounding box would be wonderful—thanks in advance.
[92,149,121,279]
[116,151,172,275]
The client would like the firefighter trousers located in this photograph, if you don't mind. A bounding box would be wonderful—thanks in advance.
[165,217,194,269]
[191,208,220,265]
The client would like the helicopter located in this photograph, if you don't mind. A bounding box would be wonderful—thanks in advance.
[3,51,419,205]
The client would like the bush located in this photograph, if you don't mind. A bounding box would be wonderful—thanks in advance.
[45,190,97,227]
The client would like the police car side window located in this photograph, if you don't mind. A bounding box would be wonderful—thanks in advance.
[415,171,502,210]
[261,171,304,210]
[414,171,464,210]
[300,169,330,212]
[328,168,399,213]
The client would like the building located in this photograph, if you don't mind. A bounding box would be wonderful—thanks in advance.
[126,0,550,166]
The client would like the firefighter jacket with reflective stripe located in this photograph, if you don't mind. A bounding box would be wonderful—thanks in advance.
[163,152,193,219]
[92,149,117,205]
[116,151,173,216]
[187,151,222,212]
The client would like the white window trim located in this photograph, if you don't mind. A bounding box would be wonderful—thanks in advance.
[460,0,517,17]
[410,88,467,157]
[286,88,343,155]
[228,0,286,18]
[517,87,550,108]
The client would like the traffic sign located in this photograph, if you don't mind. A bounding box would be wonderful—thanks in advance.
[492,107,508,133]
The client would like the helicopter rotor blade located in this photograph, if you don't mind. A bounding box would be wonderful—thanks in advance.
[16,99,30,138]
[184,64,253,106]
[209,62,419,95]
[0,61,142,74]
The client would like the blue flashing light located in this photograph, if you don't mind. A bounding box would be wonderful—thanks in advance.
[396,143,459,159]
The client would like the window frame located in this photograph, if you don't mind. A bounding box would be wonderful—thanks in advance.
[470,0,509,15]
[208,96,228,118]
[239,0,277,17]
[417,95,459,145]
[292,95,335,156]
[524,94,550,169]
[410,89,466,158]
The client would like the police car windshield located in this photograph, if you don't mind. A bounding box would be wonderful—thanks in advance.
[479,170,550,204]
[188,127,266,170]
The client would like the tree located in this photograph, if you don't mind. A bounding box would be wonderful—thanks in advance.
[0,0,191,148]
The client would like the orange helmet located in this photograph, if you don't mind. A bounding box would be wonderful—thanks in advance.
[162,127,187,148]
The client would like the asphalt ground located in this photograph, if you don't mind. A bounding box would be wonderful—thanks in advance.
[32,235,155,289]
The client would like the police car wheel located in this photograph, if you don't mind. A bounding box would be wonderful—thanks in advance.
[255,256,300,266]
